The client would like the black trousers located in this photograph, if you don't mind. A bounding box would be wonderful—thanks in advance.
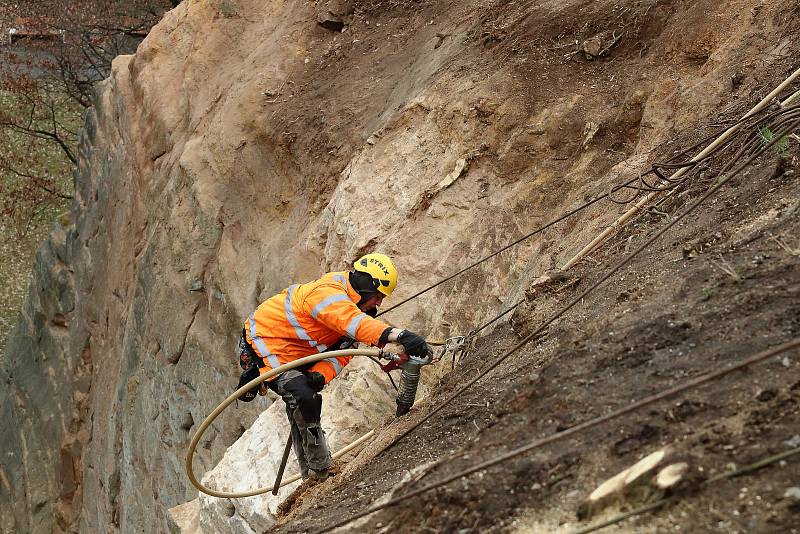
[268,370,332,476]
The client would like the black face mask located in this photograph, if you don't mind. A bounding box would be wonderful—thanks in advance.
[350,271,378,298]
[349,272,382,315]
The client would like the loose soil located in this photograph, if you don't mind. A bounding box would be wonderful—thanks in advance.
[273,137,800,534]
[266,1,800,531]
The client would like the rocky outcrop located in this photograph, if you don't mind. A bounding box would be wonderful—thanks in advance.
[185,358,396,533]
[0,219,86,533]
[2,0,794,532]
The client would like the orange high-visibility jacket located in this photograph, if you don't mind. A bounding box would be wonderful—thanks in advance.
[244,271,390,383]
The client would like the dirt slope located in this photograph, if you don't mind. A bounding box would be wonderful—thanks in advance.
[267,1,800,533]
[272,154,800,533]
[2,0,799,532]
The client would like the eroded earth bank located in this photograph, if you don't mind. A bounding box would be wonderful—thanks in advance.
[1,0,799,533]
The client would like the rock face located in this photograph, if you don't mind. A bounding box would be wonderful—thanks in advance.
[1,0,793,532]
[188,358,394,533]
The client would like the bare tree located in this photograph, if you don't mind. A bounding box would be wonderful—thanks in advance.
[0,1,176,225]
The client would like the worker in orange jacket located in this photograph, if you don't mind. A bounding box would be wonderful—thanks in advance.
[236,253,431,481]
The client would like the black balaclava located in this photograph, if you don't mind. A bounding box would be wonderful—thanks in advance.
[349,271,379,316]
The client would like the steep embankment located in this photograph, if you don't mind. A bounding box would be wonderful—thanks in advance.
[1,0,798,533]
[271,123,800,533]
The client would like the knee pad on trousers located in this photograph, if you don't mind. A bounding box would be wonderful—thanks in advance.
[293,393,322,426]
[283,375,323,425]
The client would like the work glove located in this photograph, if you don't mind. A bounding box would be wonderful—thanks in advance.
[236,367,261,402]
[397,330,432,358]
[306,371,327,393]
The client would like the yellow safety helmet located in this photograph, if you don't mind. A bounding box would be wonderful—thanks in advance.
[353,253,398,297]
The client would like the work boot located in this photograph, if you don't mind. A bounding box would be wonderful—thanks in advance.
[307,468,330,482]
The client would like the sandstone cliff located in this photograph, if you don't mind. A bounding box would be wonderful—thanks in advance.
[1,0,798,532]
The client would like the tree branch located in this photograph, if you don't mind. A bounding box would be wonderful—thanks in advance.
[2,165,74,200]
[2,121,77,164]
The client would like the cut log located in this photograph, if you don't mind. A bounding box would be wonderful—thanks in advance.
[624,447,671,486]
[656,462,688,489]
[577,467,631,520]
[588,467,631,503]
[578,447,673,520]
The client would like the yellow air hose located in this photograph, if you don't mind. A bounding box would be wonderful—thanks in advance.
[186,348,383,498]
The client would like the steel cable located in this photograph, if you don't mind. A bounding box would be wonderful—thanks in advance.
[377,105,798,455]
[379,162,693,318]
[607,104,784,204]
[310,110,799,532]
[378,103,783,320]
[316,337,800,533]
[376,183,636,317]
[472,297,525,336]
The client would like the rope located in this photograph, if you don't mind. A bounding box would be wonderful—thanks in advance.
[316,338,800,533]
[378,103,800,455]
[309,107,800,531]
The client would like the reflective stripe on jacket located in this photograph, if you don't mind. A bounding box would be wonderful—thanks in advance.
[244,271,389,383]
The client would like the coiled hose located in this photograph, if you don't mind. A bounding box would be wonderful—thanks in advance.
[186,348,383,498]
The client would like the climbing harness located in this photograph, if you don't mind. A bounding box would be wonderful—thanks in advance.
[236,330,267,402]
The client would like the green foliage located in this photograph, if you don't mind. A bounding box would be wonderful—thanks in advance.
[759,125,789,154]
[215,0,240,18]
